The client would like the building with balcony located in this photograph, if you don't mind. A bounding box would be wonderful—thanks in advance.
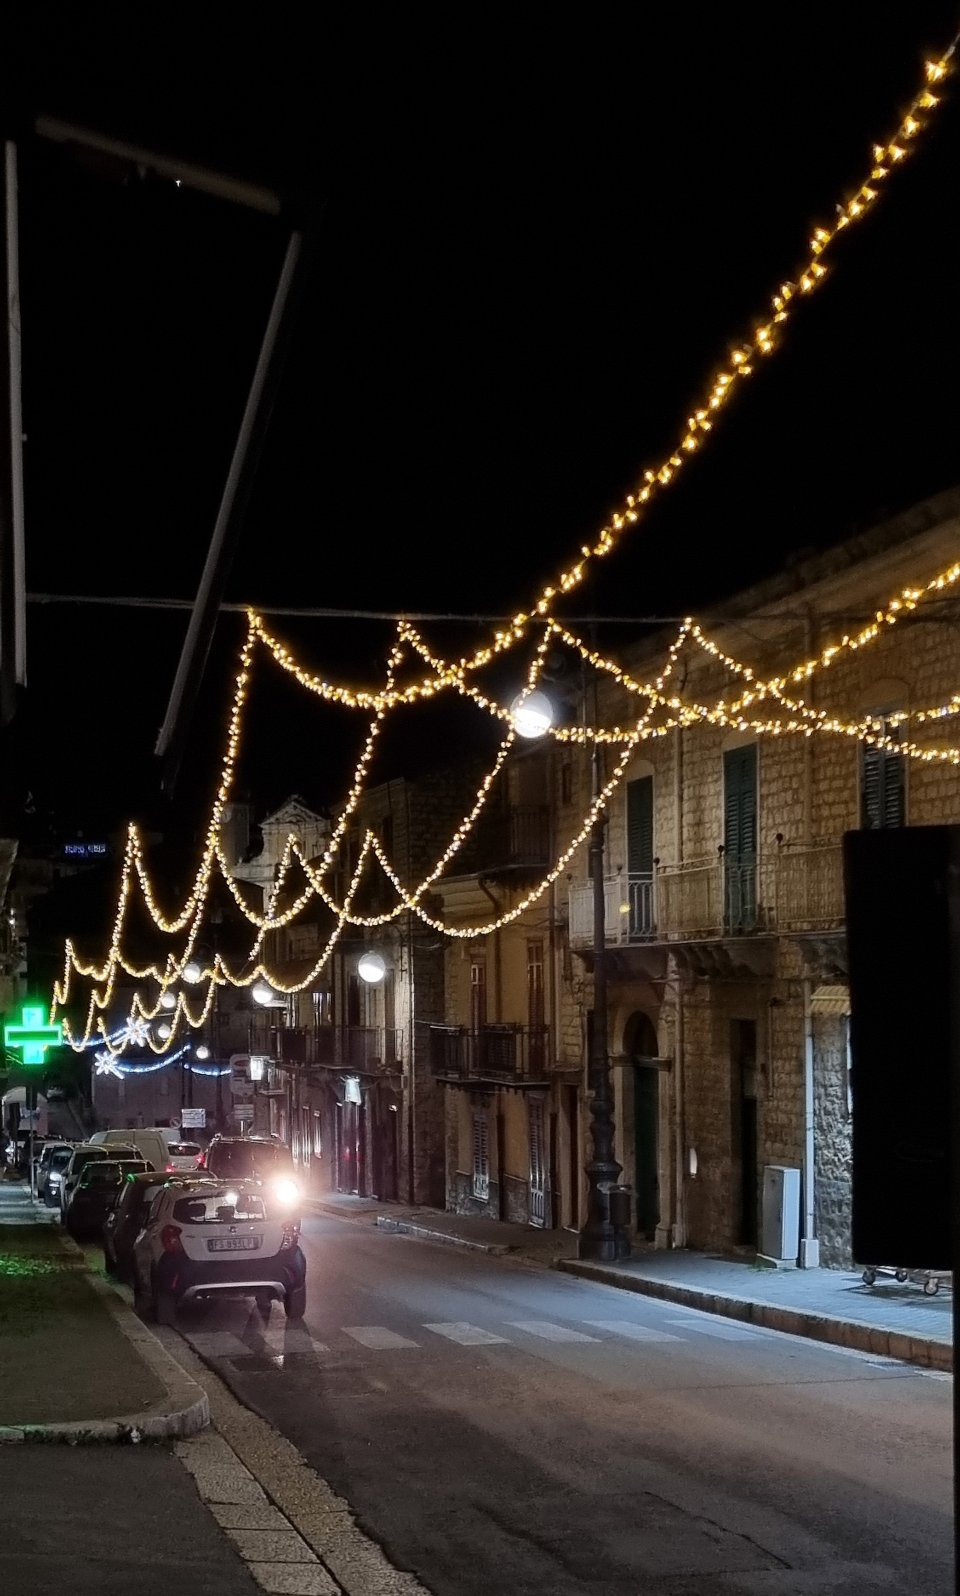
[432,743,583,1228]
[563,488,960,1266]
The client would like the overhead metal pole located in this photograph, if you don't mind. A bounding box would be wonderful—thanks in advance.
[1,140,26,727]
[154,228,307,792]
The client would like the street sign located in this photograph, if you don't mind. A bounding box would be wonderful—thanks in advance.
[180,1107,206,1129]
[3,1003,62,1065]
[230,1054,254,1100]
[233,1104,253,1124]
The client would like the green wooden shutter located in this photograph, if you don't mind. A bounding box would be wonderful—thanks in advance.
[861,731,905,829]
[723,745,757,861]
[627,776,653,875]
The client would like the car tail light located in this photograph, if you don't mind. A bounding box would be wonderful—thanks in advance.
[194,1153,204,1166]
[165,1162,176,1173]
[279,1221,300,1251]
[160,1224,184,1254]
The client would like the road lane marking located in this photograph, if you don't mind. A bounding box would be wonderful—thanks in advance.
[583,1319,683,1343]
[663,1316,760,1340]
[507,1320,600,1343]
[423,1321,510,1345]
[343,1325,420,1349]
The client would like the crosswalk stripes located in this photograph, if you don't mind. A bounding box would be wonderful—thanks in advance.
[187,1315,775,1360]
[507,1320,600,1343]
[583,1319,683,1343]
[663,1316,759,1341]
[423,1322,510,1346]
[343,1325,420,1349]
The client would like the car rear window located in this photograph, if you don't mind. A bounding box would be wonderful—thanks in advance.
[173,1193,268,1224]
[50,1151,72,1169]
[206,1142,291,1178]
[167,1143,200,1156]
[83,1162,124,1185]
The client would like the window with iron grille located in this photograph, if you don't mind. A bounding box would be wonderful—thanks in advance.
[471,1112,489,1200]
[860,720,905,829]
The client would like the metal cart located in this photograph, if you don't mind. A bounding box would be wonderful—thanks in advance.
[860,1265,952,1297]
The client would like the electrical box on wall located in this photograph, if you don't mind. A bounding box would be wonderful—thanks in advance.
[758,1165,800,1268]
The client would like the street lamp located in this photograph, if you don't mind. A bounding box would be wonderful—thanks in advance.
[157,1022,172,1040]
[252,978,282,1006]
[159,990,176,1011]
[512,682,629,1261]
[357,950,386,985]
[182,960,204,984]
[195,1044,210,1060]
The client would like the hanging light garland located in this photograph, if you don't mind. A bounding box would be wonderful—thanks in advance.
[51,35,960,1047]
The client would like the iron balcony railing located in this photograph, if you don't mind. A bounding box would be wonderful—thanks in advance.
[567,842,844,945]
[249,1023,403,1074]
[474,805,551,872]
[425,1022,551,1082]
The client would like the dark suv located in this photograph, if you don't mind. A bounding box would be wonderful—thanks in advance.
[201,1135,295,1182]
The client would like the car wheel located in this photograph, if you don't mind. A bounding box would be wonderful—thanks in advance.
[284,1285,306,1321]
[103,1248,117,1277]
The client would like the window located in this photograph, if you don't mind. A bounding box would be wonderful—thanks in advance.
[526,939,544,1030]
[470,955,486,1030]
[723,744,758,930]
[861,721,905,829]
[471,1112,489,1200]
[625,775,654,935]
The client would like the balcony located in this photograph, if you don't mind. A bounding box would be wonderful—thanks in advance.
[568,842,844,946]
[250,1022,403,1075]
[425,1023,551,1084]
[474,805,550,875]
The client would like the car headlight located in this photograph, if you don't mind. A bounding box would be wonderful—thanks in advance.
[272,1177,300,1208]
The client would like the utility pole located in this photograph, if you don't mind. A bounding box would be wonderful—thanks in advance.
[0,140,27,733]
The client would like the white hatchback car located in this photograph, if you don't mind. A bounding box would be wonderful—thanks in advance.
[132,1178,306,1325]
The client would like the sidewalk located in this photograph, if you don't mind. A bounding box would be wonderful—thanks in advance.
[307,1191,953,1372]
[0,1180,208,1440]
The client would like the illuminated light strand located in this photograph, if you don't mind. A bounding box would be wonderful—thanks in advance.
[443,43,958,672]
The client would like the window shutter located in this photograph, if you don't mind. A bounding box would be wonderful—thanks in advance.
[861,725,905,830]
[471,1113,489,1198]
[626,776,653,875]
[723,745,757,861]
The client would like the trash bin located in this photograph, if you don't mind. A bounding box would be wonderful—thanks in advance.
[608,1185,632,1229]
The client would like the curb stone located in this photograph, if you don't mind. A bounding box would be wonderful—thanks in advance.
[557,1258,952,1373]
[375,1215,509,1254]
[0,1232,209,1444]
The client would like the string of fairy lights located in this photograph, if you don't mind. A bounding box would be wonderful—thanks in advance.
[50,37,960,1054]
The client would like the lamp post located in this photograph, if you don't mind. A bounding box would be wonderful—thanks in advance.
[512,685,630,1262]
[578,742,630,1261]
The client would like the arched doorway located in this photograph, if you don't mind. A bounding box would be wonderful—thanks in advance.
[624,1012,660,1240]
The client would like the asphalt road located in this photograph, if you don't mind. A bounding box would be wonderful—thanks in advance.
[167,1213,951,1596]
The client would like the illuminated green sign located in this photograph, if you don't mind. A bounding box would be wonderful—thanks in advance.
[3,1004,63,1066]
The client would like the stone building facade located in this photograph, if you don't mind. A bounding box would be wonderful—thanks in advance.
[560,489,960,1267]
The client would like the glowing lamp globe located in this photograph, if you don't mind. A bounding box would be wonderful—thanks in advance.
[182,961,203,984]
[252,979,279,1006]
[511,689,554,739]
[357,951,386,985]
[195,1045,210,1060]
[159,991,176,1011]
[157,1022,172,1040]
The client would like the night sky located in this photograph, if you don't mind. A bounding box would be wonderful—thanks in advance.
[4,2,960,854]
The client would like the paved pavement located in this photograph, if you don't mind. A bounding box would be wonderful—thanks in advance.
[171,1208,953,1595]
[307,1191,954,1370]
[0,1445,262,1595]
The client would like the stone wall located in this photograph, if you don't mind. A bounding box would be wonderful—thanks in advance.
[813,1013,852,1268]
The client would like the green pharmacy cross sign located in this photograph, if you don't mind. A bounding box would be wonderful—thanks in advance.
[4,1004,63,1066]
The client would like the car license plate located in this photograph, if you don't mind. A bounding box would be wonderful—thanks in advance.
[207,1235,262,1252]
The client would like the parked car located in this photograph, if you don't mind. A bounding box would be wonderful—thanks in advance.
[40,1146,75,1206]
[163,1141,203,1173]
[201,1135,296,1189]
[89,1128,171,1172]
[36,1140,74,1187]
[60,1143,141,1219]
[66,1159,150,1239]
[133,1177,306,1325]
[103,1171,173,1280]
